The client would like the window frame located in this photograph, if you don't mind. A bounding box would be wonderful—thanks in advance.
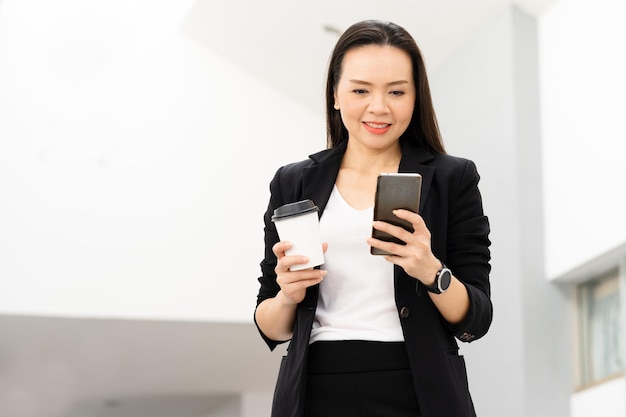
[552,242,626,392]
[575,267,624,390]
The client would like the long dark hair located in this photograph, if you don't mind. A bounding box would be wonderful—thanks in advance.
[325,20,445,154]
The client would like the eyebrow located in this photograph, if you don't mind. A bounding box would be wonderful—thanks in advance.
[348,79,410,86]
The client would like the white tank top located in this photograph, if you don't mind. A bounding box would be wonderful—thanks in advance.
[309,185,404,344]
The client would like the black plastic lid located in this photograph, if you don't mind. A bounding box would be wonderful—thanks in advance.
[271,199,319,221]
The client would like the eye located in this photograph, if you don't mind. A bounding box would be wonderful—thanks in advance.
[389,90,405,97]
[352,89,368,95]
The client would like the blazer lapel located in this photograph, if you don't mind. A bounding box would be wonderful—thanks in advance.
[398,141,435,215]
[301,143,346,215]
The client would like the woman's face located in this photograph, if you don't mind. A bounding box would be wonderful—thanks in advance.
[334,44,415,153]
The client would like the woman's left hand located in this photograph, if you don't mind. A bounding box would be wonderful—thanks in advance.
[367,209,441,285]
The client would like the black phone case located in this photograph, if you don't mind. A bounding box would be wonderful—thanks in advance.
[371,173,422,255]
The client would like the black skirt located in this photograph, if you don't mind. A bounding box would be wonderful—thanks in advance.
[305,340,420,417]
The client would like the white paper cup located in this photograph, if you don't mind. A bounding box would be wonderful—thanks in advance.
[272,199,325,271]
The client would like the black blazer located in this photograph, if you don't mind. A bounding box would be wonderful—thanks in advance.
[255,139,492,417]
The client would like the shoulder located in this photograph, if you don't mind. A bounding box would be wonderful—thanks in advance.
[272,154,319,183]
[272,146,343,182]
[267,148,334,198]
[432,152,477,171]
[275,157,315,178]
[430,152,482,186]
[400,141,480,181]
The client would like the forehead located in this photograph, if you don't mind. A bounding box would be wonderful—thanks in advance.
[339,44,413,83]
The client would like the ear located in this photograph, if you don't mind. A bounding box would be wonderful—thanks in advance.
[333,91,339,110]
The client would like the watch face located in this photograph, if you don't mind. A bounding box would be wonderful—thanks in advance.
[440,269,452,291]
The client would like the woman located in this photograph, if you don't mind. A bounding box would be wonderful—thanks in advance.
[255,20,492,417]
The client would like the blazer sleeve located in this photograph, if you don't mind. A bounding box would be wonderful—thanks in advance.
[254,165,294,351]
[444,159,492,343]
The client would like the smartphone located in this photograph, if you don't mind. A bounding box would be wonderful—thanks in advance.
[371,173,422,255]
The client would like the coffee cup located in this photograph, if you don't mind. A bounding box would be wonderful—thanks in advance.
[272,199,325,271]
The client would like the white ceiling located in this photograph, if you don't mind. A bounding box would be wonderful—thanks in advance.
[0,1,557,416]
[182,0,556,113]
[0,315,284,417]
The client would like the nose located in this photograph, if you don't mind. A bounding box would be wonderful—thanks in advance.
[368,93,389,114]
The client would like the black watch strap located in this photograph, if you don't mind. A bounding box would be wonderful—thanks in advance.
[424,263,452,294]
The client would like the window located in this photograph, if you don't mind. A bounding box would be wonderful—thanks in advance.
[577,268,623,388]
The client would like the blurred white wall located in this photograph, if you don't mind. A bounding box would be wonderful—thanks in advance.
[539,2,626,412]
[0,0,325,322]
[540,0,626,279]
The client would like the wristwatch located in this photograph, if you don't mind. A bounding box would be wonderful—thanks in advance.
[424,264,452,294]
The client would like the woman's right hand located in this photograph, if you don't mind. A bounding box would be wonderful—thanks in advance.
[273,241,328,305]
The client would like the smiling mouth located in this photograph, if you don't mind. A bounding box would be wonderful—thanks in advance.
[363,122,392,134]
[364,122,391,129]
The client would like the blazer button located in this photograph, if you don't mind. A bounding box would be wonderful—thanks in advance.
[399,307,410,319]
[460,332,476,342]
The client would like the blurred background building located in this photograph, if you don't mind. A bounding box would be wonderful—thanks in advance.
[0,0,624,416]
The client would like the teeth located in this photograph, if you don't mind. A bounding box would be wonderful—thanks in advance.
[365,122,389,129]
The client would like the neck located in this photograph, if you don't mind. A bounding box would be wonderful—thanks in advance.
[341,141,402,175]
